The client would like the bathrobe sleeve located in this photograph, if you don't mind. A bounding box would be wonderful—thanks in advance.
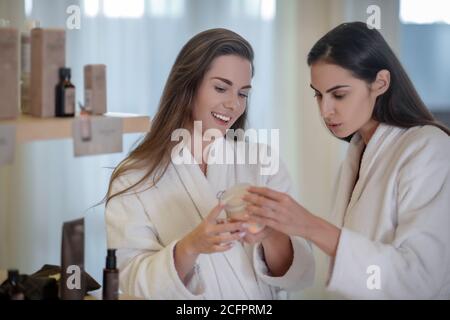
[105,175,204,300]
[252,156,315,291]
[327,131,450,299]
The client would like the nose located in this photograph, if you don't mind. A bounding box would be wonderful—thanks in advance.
[319,97,335,119]
[224,94,241,111]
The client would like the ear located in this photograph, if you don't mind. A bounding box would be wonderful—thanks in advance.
[372,69,390,97]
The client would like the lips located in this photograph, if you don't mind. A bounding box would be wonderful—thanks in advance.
[326,122,342,129]
[211,111,231,125]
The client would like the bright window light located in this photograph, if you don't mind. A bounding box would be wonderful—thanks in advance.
[148,0,166,17]
[232,0,276,20]
[104,0,145,18]
[149,0,185,18]
[400,0,450,24]
[260,0,276,21]
[25,0,33,17]
[244,0,261,18]
[167,0,184,18]
[84,0,100,17]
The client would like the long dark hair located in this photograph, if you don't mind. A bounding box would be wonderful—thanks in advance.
[105,28,254,205]
[307,21,450,142]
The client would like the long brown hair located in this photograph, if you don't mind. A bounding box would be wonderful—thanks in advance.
[307,22,450,142]
[105,28,255,205]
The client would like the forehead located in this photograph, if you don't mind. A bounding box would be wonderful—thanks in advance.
[206,55,252,84]
[310,62,358,90]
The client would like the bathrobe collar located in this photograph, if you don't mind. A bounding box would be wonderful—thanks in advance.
[170,137,260,298]
[336,123,404,225]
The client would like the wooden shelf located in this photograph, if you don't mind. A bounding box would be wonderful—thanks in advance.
[0,112,151,143]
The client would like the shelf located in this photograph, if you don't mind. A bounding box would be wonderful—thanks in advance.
[0,112,151,143]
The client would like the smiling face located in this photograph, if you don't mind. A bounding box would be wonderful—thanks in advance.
[191,55,252,136]
[310,62,384,142]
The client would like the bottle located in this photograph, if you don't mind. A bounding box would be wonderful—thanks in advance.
[79,103,92,142]
[7,269,25,300]
[20,20,40,114]
[102,249,119,300]
[55,67,75,117]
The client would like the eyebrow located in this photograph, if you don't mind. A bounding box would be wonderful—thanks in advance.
[310,84,350,93]
[212,77,252,90]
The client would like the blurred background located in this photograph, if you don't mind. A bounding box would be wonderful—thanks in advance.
[0,0,449,298]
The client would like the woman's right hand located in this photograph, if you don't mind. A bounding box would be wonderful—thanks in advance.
[179,203,247,256]
[174,203,247,284]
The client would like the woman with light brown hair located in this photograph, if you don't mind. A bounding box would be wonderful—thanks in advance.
[104,28,315,299]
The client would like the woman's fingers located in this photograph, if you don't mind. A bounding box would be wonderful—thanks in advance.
[243,193,278,211]
[211,231,246,245]
[247,214,281,232]
[212,243,234,252]
[205,203,225,223]
[246,204,278,221]
[212,221,245,234]
[242,227,270,244]
[247,186,286,202]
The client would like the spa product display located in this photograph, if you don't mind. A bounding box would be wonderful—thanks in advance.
[20,20,40,114]
[102,249,119,300]
[84,64,107,114]
[55,67,75,117]
[6,270,25,300]
[0,27,19,119]
[30,28,65,117]
[60,218,85,300]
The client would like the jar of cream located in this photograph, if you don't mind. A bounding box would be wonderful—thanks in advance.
[219,183,264,234]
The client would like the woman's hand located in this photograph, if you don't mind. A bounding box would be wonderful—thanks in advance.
[243,186,341,257]
[179,203,247,256]
[243,187,313,238]
[238,206,294,277]
[175,203,247,283]
[241,226,273,245]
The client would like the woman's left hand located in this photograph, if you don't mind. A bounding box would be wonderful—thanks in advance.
[244,186,342,257]
[243,186,313,239]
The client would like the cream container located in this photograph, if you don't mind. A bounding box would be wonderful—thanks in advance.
[219,183,264,234]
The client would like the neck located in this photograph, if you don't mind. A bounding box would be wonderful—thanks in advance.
[359,120,379,145]
[188,128,212,176]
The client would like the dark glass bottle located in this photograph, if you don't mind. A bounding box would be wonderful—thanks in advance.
[102,249,119,300]
[55,67,75,117]
[7,269,25,300]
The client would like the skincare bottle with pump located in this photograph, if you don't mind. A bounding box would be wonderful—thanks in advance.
[102,249,119,300]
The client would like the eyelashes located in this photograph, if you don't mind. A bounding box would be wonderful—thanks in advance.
[215,86,226,93]
[215,86,249,99]
[313,92,346,100]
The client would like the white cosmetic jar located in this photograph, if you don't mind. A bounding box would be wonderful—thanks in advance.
[219,183,264,234]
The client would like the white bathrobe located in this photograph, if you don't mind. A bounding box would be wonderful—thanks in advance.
[105,138,315,299]
[327,123,450,299]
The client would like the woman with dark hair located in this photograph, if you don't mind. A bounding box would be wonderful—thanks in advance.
[245,22,450,299]
[104,28,314,299]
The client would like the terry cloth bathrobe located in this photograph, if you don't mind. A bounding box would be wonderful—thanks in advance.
[105,138,315,299]
[327,123,450,299]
